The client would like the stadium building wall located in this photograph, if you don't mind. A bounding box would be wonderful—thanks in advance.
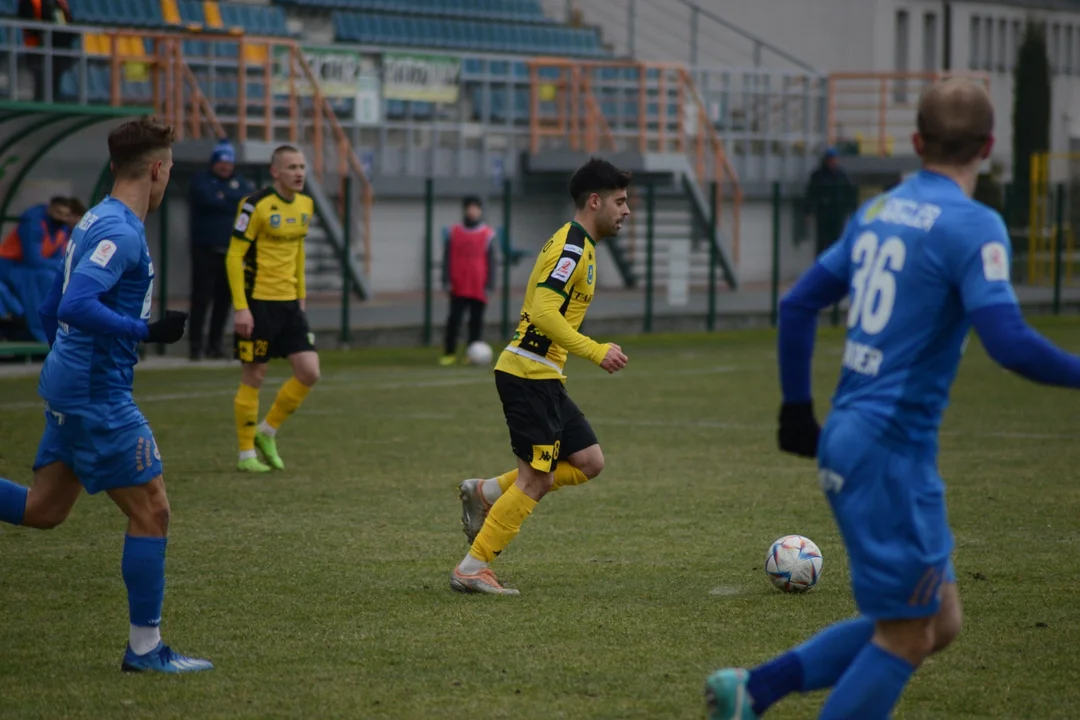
[563,0,1080,175]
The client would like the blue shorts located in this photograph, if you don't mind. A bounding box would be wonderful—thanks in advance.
[818,413,955,620]
[33,401,162,495]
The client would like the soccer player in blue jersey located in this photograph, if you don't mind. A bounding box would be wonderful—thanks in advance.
[705,79,1080,719]
[0,116,212,674]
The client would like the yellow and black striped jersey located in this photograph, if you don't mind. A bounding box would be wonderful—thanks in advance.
[226,187,313,310]
[496,221,607,380]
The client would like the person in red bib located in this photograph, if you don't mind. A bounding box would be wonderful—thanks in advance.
[440,196,497,365]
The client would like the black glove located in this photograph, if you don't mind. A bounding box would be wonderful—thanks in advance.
[145,310,189,345]
[778,401,821,459]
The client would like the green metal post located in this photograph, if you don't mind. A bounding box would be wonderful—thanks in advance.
[90,160,112,205]
[340,176,352,345]
[770,181,781,327]
[501,178,512,340]
[644,183,655,333]
[423,178,434,346]
[1003,182,1013,225]
[1054,183,1065,315]
[707,180,717,331]
[156,190,169,356]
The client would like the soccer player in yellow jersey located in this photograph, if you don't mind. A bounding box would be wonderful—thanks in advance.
[226,145,320,473]
[450,158,631,595]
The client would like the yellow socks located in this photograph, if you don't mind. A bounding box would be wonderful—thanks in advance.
[552,464,588,491]
[488,464,587,500]
[468,484,537,563]
[496,469,517,493]
[234,383,260,452]
[265,377,312,431]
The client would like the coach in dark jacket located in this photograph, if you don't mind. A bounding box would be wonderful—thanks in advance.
[804,148,857,256]
[188,139,253,360]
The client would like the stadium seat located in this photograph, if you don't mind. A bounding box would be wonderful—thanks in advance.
[331,10,601,56]
[160,0,181,25]
[201,0,225,31]
[277,0,549,23]
[178,0,203,26]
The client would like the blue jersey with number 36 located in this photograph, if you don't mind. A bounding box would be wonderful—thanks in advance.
[817,170,1018,450]
[38,197,154,413]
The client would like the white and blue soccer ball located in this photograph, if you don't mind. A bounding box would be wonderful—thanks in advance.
[765,535,823,593]
[466,341,493,366]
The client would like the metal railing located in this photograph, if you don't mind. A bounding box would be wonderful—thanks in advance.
[525,57,742,261]
[827,71,992,157]
[0,19,374,272]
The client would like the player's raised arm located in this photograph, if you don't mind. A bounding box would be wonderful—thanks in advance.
[956,215,1080,387]
[775,228,853,458]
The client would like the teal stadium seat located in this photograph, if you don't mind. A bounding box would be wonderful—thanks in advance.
[330,10,602,55]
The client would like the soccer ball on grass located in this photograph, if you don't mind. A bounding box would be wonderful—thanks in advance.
[466,341,493,366]
[765,535,822,593]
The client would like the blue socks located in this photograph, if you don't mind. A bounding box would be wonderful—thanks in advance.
[122,535,167,627]
[819,643,915,720]
[793,616,875,691]
[747,616,874,715]
[0,477,28,526]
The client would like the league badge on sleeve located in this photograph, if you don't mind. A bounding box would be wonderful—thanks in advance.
[551,257,577,283]
[981,242,1009,282]
[89,240,117,267]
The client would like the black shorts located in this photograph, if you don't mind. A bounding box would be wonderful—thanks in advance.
[234,299,315,364]
[494,370,598,473]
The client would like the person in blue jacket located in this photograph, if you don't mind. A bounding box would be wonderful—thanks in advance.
[0,196,83,343]
[188,139,253,360]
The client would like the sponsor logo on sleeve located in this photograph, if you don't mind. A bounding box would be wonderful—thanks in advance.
[981,242,1009,281]
[563,244,584,256]
[89,239,117,267]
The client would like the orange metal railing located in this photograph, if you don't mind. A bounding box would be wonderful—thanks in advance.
[89,27,373,274]
[827,72,992,158]
[527,58,742,266]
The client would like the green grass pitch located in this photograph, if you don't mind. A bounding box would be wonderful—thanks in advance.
[2,319,1080,719]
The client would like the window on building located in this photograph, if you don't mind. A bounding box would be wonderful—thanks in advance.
[998,18,1007,71]
[896,9,909,102]
[1053,23,1062,73]
[1011,20,1022,71]
[984,16,994,70]
[924,13,938,71]
[970,15,981,70]
[1062,26,1071,73]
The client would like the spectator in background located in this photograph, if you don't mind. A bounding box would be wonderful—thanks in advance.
[188,139,253,360]
[804,147,857,256]
[19,0,75,102]
[439,196,496,366]
[0,196,79,343]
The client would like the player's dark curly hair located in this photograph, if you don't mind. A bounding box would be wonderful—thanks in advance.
[108,116,175,179]
[569,157,632,209]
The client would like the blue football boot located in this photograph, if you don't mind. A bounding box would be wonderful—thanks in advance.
[121,641,213,673]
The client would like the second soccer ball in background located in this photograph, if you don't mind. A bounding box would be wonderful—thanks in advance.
[466,341,493,366]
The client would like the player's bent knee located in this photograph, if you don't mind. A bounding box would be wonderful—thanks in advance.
[932,587,963,653]
[241,363,268,388]
[570,446,604,479]
[874,617,936,666]
[22,503,70,530]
